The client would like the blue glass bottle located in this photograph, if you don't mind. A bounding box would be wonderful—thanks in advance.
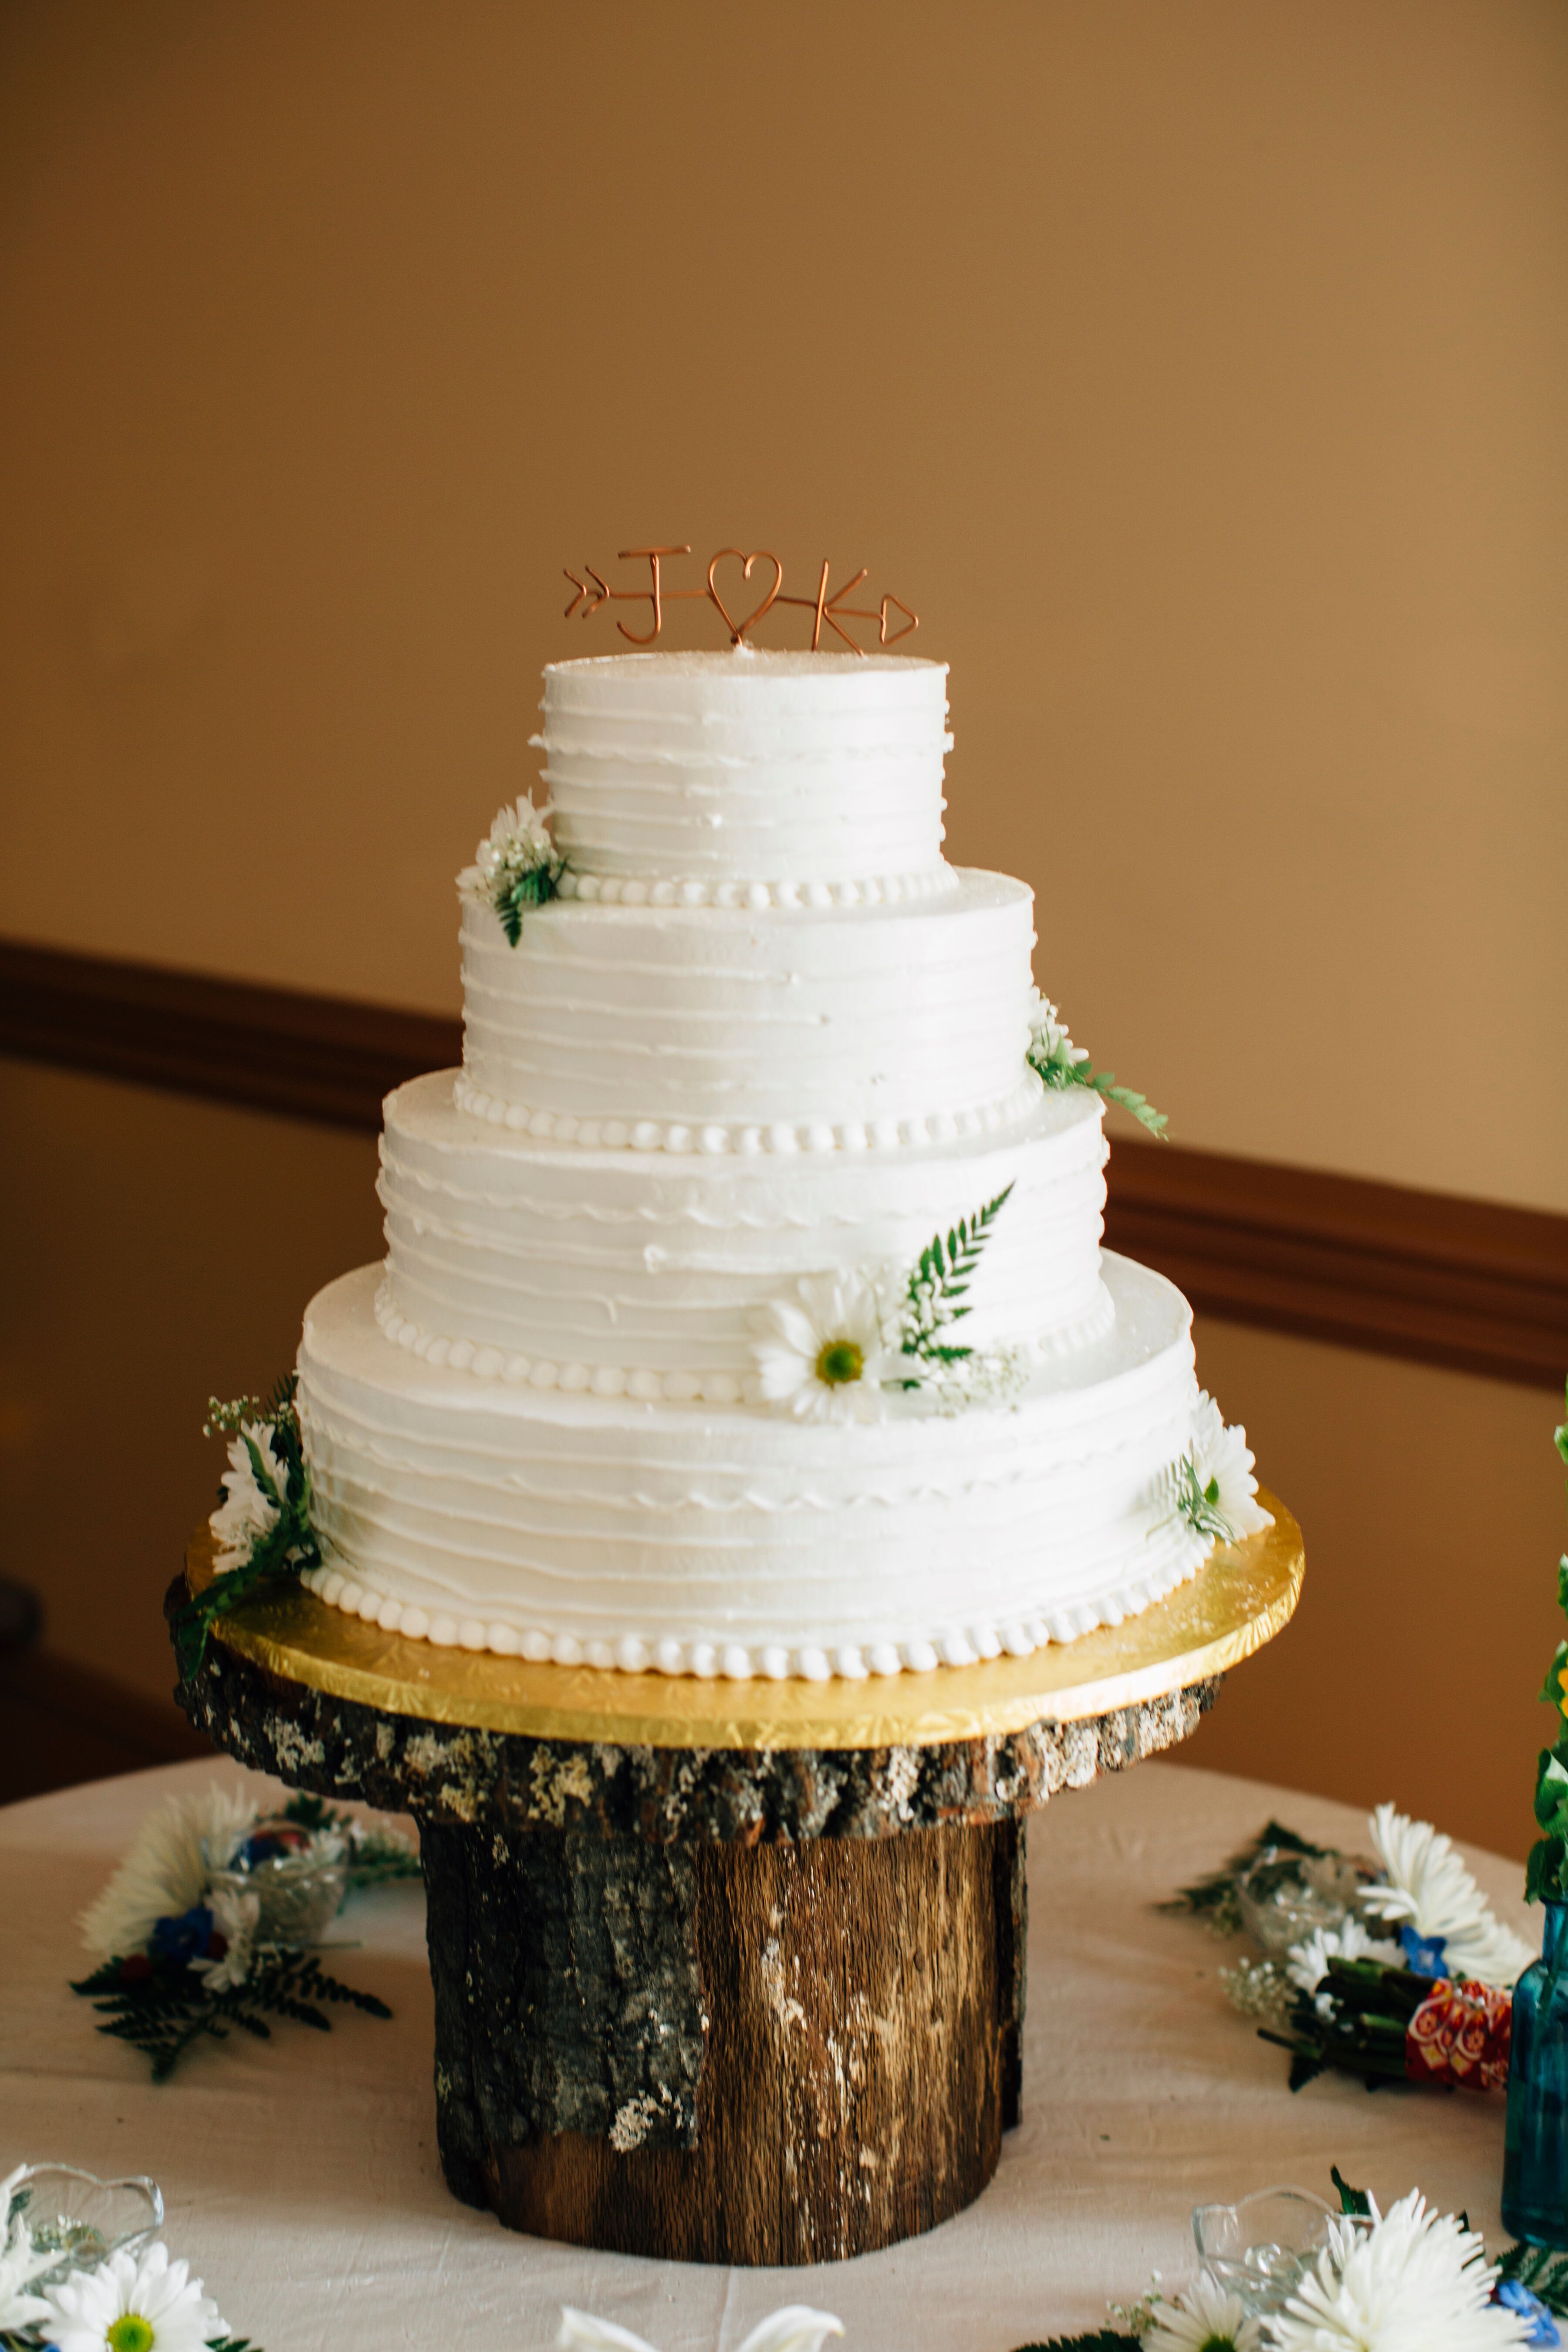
[1504,1901,1568,2247]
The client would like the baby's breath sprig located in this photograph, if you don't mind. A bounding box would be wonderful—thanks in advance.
[462,794,564,946]
[178,1372,320,1677]
[1026,994,1168,1140]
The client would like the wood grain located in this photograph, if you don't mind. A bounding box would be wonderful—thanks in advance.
[10,934,1568,1387]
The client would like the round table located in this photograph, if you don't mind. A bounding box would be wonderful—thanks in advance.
[0,1758,1531,2350]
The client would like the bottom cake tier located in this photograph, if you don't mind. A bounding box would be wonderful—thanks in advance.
[293,1254,1246,1682]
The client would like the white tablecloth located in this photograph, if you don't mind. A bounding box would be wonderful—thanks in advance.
[0,1759,1533,2350]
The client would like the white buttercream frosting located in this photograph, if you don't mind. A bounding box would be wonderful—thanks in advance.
[536,648,951,884]
[297,1254,1216,1677]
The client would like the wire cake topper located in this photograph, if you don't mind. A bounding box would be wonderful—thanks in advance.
[562,546,919,655]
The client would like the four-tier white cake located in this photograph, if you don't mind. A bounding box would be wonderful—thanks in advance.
[292,647,1268,1681]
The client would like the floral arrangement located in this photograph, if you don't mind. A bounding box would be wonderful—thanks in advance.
[70,1783,416,2079]
[1169,1805,1535,2094]
[1526,1386,1568,1903]
[0,2163,260,2352]
[174,1384,319,1675]
[1017,2167,1564,2351]
[459,794,564,944]
[1169,1396,1274,1548]
[558,2308,843,2352]
[1026,995,1167,1140]
[750,1186,1029,1421]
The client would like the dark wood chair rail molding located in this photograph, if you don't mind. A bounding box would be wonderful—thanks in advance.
[3,935,1566,1392]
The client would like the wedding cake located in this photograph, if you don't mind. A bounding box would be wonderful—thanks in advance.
[289,648,1269,1682]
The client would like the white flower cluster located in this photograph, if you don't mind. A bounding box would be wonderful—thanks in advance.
[1133,2189,1531,2352]
[1025,990,1089,1079]
[460,793,563,907]
[209,1420,295,1578]
[78,1781,346,1995]
[0,2168,227,2351]
[1168,1393,1274,1548]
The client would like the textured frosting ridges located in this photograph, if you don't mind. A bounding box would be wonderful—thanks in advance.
[537,649,951,883]
[378,1069,1111,1390]
[297,1255,1212,1680]
[460,869,1035,1135]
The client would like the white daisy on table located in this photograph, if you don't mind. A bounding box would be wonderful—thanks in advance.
[208,1422,291,1576]
[0,2166,54,2335]
[1269,2192,1530,2352]
[1362,1804,1537,1989]
[559,2308,843,2352]
[78,1782,258,1961]
[750,1271,897,1423]
[1144,2273,1266,2352]
[41,2242,226,2352]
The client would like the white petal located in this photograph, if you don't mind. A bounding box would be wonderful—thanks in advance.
[734,2310,845,2352]
[557,2310,662,2352]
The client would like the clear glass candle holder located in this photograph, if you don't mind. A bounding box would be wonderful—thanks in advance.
[1193,2186,1365,2318]
[210,1815,348,1945]
[6,2166,164,2286]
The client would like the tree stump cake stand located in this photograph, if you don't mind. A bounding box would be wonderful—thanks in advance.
[169,1495,1302,2268]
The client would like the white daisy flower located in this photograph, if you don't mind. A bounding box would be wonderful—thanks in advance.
[559,2309,843,2352]
[1269,2191,1529,2352]
[42,2241,226,2352]
[79,1783,259,1960]
[190,1882,262,1993]
[1286,1916,1403,2015]
[0,2173,54,2335]
[208,1422,291,1577]
[750,1271,897,1423]
[1186,1393,1274,1542]
[1145,2274,1266,2352]
[1362,1805,1537,1989]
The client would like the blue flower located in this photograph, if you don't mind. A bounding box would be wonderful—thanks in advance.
[1495,2279,1562,2346]
[149,1905,215,1967]
[1399,1923,1450,1978]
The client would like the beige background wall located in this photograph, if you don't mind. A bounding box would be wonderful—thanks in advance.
[3,4,1567,1851]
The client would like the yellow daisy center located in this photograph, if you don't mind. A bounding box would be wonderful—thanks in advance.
[815,1338,864,1387]
[108,2319,155,2352]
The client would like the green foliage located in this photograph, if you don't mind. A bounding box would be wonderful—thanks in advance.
[71,1946,391,2084]
[176,1374,319,1677]
[1161,1818,1340,1936]
[1008,2336,1139,2351]
[1497,2240,1568,2317]
[896,1185,1014,1377]
[1173,1453,1234,1544]
[1527,1381,1568,1905]
[1028,1034,1168,1140]
[1257,1955,1431,2091]
[496,861,560,946]
[1332,2164,1373,2216]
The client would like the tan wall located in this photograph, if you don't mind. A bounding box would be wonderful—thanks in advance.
[3,0,1565,1202]
[3,7,1567,1851]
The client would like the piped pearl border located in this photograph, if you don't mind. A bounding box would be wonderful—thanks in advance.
[450,1069,1043,1157]
[552,867,958,911]
[372,1276,1117,1403]
[296,1526,1212,1681]
[373,1279,756,1404]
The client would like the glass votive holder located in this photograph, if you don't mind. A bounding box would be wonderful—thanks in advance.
[7,2165,164,2286]
[1193,2185,1366,2318]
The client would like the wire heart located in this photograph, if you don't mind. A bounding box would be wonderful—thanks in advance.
[707,548,784,644]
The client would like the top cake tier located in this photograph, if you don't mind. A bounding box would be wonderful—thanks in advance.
[534,648,951,886]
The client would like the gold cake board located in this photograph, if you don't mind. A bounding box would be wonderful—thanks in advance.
[186,1486,1301,1753]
